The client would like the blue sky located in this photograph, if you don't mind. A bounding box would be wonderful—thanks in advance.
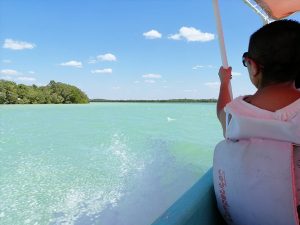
[1,0,300,100]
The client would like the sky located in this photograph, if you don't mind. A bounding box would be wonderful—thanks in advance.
[1,0,300,100]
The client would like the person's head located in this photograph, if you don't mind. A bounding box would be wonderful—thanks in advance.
[243,19,300,89]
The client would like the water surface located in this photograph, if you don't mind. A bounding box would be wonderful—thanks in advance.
[0,103,223,225]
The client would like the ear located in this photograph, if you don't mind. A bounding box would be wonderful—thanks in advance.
[249,59,260,78]
[248,60,262,88]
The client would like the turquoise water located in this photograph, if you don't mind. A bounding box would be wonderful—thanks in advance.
[0,103,223,225]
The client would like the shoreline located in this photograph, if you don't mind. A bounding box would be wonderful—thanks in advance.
[0,99,217,105]
[89,99,217,103]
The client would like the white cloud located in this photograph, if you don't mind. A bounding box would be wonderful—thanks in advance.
[2,59,11,64]
[143,30,162,39]
[204,81,220,88]
[192,65,205,70]
[0,69,20,75]
[232,71,242,76]
[60,60,82,68]
[91,68,112,74]
[0,76,13,80]
[142,73,161,79]
[193,65,214,70]
[17,76,36,81]
[169,27,215,42]
[28,71,35,74]
[134,80,140,84]
[112,86,121,90]
[145,79,156,83]
[0,75,36,82]
[97,53,117,62]
[3,39,36,50]
[168,34,181,40]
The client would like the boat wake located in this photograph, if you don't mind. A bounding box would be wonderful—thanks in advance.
[73,138,198,225]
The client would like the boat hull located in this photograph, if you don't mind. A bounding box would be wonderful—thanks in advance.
[151,168,227,225]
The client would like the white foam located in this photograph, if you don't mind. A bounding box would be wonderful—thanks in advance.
[167,117,176,122]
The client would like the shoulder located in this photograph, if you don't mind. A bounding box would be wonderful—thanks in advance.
[225,95,255,116]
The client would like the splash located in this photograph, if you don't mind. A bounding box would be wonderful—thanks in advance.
[50,132,144,225]
[167,117,176,122]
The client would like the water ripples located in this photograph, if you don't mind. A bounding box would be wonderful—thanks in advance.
[0,132,145,225]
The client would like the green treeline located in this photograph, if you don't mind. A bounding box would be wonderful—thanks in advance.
[0,80,89,104]
[90,98,217,103]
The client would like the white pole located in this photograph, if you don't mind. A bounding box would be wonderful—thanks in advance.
[212,0,228,69]
[212,0,233,98]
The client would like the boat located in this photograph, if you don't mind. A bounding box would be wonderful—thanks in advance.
[151,168,227,225]
[153,2,300,224]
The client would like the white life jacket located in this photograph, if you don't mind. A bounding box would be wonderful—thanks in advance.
[213,96,300,225]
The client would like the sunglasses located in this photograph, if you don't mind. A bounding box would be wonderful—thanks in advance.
[242,52,251,67]
[242,52,264,69]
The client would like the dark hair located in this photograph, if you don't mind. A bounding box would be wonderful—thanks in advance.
[248,20,300,87]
